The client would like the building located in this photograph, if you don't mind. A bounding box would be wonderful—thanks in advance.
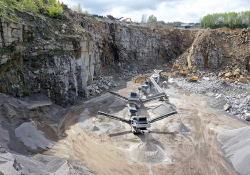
[173,23,200,30]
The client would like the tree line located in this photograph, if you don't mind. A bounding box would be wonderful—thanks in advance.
[200,11,250,29]
[141,14,157,23]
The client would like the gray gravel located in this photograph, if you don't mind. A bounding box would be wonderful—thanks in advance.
[173,77,250,121]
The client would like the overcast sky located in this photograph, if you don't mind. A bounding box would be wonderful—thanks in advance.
[61,0,250,23]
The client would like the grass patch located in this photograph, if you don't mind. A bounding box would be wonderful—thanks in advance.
[0,0,64,22]
[0,47,13,54]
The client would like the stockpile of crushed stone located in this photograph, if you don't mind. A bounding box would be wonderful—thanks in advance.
[174,77,250,121]
[175,77,238,94]
[217,127,250,175]
[0,147,94,175]
[130,142,166,164]
[167,122,191,136]
[153,104,176,115]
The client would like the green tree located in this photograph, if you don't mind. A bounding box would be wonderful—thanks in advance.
[147,15,157,23]
[200,11,250,29]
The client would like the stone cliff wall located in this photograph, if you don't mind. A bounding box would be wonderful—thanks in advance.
[0,12,94,106]
[181,28,250,71]
[74,13,199,74]
[2,6,249,105]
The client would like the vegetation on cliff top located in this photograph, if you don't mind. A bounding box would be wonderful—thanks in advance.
[200,11,250,29]
[0,0,63,22]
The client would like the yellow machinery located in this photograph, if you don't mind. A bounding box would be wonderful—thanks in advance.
[186,77,198,82]
[172,62,198,82]
[172,62,190,75]
[122,18,132,22]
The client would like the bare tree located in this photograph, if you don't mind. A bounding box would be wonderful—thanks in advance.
[141,14,147,23]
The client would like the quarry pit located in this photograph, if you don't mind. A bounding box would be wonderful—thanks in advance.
[0,3,250,175]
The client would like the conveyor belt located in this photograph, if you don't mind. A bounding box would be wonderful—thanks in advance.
[149,111,177,123]
[98,111,130,124]
[109,91,128,101]
[149,77,164,94]
[141,93,165,103]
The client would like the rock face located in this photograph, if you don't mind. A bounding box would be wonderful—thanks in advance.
[0,8,199,104]
[186,30,224,69]
[1,6,250,105]
[74,13,198,73]
[0,12,94,106]
[184,28,250,71]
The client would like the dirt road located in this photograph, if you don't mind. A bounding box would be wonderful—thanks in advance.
[45,82,247,175]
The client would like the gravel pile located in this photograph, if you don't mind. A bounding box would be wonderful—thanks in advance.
[87,76,117,96]
[174,77,249,94]
[130,142,166,164]
[174,77,250,121]
[217,127,250,175]
[225,92,250,120]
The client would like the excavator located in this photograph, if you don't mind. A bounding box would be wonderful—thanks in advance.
[172,62,198,81]
[172,62,190,74]
[122,18,132,22]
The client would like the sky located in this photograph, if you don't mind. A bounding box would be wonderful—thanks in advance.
[61,0,250,23]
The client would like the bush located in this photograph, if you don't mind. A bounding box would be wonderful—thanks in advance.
[0,0,63,19]
[48,3,63,17]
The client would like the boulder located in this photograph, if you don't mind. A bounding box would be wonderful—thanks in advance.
[245,113,250,121]
[218,72,224,77]
[235,68,241,73]
[246,95,250,102]
[225,72,232,77]
[224,104,232,111]
[233,71,240,76]
[96,90,100,94]
[239,76,247,83]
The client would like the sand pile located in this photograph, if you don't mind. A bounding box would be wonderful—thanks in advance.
[130,142,166,164]
[90,122,117,135]
[217,127,250,175]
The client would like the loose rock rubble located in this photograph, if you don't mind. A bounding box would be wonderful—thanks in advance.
[87,76,117,96]
[174,76,250,121]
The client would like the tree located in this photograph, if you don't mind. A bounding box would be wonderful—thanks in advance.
[147,15,157,23]
[75,3,82,13]
[200,11,250,29]
[84,10,89,15]
[141,14,147,23]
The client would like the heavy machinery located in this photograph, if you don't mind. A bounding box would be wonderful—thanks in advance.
[141,70,167,99]
[172,62,190,75]
[98,110,177,134]
[172,62,198,82]
[109,91,165,109]
[98,69,176,134]
[122,18,132,22]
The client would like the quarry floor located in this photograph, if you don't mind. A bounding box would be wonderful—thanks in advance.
[45,80,248,175]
